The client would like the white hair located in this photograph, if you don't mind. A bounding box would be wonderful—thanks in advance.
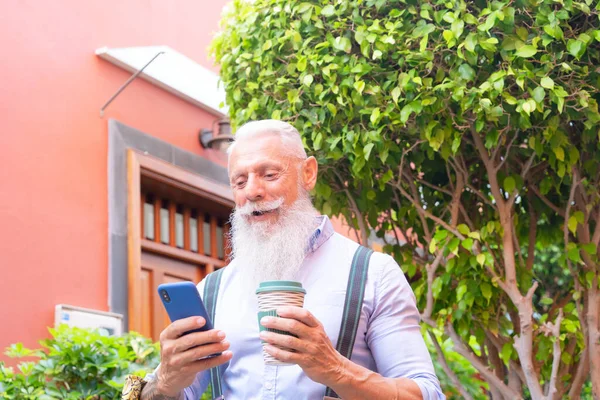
[227,119,308,160]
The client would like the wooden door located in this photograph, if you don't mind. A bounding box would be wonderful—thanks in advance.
[127,150,234,339]
[139,252,204,341]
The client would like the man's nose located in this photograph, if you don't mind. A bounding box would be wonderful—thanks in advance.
[244,175,265,201]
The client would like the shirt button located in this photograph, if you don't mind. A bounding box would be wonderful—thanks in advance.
[264,382,273,390]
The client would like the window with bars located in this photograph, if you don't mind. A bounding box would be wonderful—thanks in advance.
[141,192,229,261]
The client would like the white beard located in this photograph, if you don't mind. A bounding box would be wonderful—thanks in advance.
[228,191,319,289]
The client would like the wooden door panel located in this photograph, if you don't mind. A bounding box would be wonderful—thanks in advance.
[141,251,206,341]
[140,268,153,338]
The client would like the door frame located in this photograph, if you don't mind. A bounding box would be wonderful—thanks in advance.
[127,149,234,332]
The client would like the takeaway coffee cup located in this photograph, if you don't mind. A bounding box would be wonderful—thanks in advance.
[256,280,306,365]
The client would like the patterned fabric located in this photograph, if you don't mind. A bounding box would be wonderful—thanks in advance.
[121,375,146,400]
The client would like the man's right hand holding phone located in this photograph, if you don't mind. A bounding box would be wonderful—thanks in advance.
[142,316,233,399]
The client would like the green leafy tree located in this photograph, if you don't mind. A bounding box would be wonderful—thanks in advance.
[213,0,600,398]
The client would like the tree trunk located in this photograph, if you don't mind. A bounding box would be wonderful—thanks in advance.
[508,368,522,395]
[587,276,600,399]
[513,291,545,400]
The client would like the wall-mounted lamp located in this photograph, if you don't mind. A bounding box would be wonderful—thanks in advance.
[199,120,234,152]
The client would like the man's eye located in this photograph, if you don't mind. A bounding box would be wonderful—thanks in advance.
[265,173,277,179]
[235,180,246,188]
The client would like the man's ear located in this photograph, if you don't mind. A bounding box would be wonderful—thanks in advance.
[301,156,318,191]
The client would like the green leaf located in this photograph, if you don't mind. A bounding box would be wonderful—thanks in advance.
[458,64,476,81]
[515,45,537,58]
[541,76,555,89]
[567,40,583,58]
[429,238,438,254]
[363,143,375,161]
[568,245,581,262]
[481,282,492,301]
[532,87,545,104]
[477,253,486,266]
[457,224,470,236]
[372,50,383,60]
[354,80,366,94]
[464,33,477,52]
[391,87,401,103]
[443,30,454,43]
[370,108,381,125]
[456,282,467,301]
[540,297,554,305]
[320,5,335,17]
[553,147,565,161]
[462,238,474,251]
[501,342,512,364]
[400,104,413,124]
[568,215,578,234]
[504,176,516,193]
[297,57,307,72]
[334,36,352,53]
[468,231,480,240]
[586,271,595,288]
[302,74,314,87]
[581,243,598,255]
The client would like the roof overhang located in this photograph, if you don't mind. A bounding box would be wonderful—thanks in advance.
[96,45,228,117]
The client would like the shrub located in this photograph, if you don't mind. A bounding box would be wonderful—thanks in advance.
[0,325,159,399]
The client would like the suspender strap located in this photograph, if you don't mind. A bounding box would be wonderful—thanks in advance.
[203,268,225,400]
[324,245,373,399]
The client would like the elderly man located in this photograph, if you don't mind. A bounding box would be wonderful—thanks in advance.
[140,120,444,400]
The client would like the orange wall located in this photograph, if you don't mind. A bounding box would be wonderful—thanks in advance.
[0,0,229,355]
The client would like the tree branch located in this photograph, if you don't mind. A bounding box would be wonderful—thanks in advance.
[520,152,537,180]
[495,130,519,173]
[526,191,537,271]
[333,170,369,246]
[529,185,565,217]
[545,309,564,400]
[465,183,496,208]
[513,222,525,268]
[395,184,467,241]
[568,346,589,399]
[513,281,544,400]
[428,330,475,400]
[470,127,505,211]
[446,324,522,399]
[592,205,600,246]
[421,249,446,321]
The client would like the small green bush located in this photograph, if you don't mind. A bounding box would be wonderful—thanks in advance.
[0,325,160,399]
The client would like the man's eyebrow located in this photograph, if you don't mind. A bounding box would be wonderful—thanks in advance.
[230,161,286,182]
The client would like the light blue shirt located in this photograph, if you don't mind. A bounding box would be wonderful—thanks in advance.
[150,216,444,400]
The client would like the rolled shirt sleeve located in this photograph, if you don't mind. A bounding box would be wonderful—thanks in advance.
[367,255,446,400]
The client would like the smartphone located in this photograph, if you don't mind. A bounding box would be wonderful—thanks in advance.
[157,281,216,339]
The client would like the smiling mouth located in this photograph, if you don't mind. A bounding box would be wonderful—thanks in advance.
[251,209,276,217]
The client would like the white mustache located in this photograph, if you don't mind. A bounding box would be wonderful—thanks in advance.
[235,197,285,216]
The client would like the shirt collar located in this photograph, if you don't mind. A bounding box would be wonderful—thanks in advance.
[308,215,334,253]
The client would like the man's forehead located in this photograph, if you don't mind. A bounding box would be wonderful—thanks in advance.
[229,135,290,168]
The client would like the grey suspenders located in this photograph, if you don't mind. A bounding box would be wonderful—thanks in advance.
[203,267,225,400]
[324,245,373,398]
[202,245,373,400]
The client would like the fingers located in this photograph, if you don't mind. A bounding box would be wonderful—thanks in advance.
[186,350,234,373]
[263,344,300,364]
[276,307,320,328]
[175,339,231,364]
[160,316,207,341]
[172,329,226,353]
[259,331,306,352]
